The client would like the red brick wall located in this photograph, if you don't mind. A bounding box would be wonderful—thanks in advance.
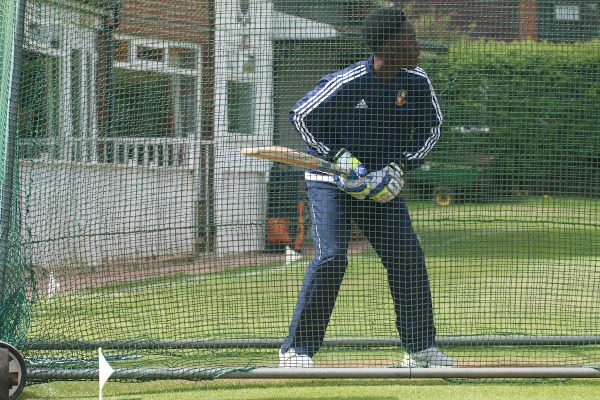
[410,0,523,40]
[519,0,537,39]
[117,0,213,44]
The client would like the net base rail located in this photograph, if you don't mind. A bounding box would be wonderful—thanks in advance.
[25,335,600,350]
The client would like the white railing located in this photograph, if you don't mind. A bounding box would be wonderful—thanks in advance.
[95,138,192,168]
[19,137,209,169]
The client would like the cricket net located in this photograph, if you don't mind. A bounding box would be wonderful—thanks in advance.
[1,0,600,380]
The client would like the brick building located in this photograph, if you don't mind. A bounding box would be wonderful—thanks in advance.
[409,0,599,40]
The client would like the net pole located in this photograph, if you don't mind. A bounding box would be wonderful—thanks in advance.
[0,0,26,308]
[24,335,600,350]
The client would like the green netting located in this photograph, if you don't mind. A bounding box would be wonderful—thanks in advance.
[0,0,17,127]
[1,0,600,380]
[0,0,28,346]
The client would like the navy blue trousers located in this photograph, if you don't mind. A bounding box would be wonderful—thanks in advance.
[282,181,436,357]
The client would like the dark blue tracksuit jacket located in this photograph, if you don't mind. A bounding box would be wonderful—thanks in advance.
[281,57,442,357]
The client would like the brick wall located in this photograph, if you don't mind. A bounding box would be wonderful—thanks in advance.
[411,0,522,40]
[117,0,213,44]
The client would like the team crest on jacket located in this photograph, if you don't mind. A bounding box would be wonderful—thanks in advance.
[396,89,408,106]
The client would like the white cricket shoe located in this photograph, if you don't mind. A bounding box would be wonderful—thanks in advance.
[278,348,314,368]
[402,346,456,368]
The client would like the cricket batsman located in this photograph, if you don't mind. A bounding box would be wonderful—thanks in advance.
[278,6,456,368]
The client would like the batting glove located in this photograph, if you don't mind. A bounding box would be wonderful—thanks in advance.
[332,148,370,200]
[366,162,404,203]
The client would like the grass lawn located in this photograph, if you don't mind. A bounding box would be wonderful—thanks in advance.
[20,197,600,380]
[20,378,600,399]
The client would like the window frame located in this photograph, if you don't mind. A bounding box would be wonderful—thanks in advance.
[112,36,203,139]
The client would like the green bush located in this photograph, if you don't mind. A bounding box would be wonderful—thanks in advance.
[422,39,600,197]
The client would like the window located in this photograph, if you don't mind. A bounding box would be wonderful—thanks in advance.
[21,9,98,162]
[71,49,82,136]
[227,80,254,135]
[136,46,165,62]
[114,70,174,138]
[555,5,580,21]
[18,50,61,159]
[19,50,60,139]
[27,23,61,50]
[177,77,198,137]
[113,38,201,138]
[113,71,198,138]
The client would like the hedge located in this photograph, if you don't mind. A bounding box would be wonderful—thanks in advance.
[421,39,600,197]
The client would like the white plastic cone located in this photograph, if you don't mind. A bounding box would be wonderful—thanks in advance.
[47,271,60,298]
[285,246,302,265]
[98,347,114,400]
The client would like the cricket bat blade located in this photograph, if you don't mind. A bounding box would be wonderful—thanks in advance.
[241,146,348,176]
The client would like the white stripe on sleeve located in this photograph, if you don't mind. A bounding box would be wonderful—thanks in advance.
[292,65,367,155]
[403,68,442,161]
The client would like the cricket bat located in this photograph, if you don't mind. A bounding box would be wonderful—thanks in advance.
[241,146,348,176]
